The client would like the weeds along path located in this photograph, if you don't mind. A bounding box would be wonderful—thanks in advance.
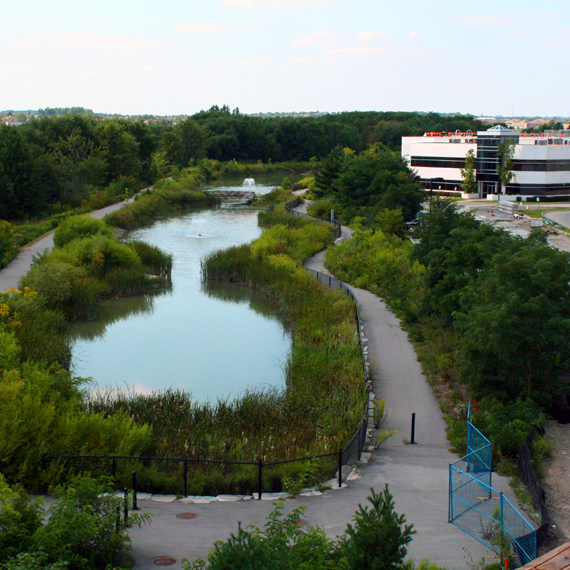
[0,193,145,292]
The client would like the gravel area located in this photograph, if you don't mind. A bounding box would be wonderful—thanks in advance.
[543,420,570,543]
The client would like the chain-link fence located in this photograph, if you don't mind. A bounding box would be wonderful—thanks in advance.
[449,407,537,567]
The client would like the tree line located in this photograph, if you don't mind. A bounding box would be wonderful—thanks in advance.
[0,108,485,221]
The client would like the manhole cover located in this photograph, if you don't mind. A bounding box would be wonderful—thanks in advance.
[296,519,308,526]
[153,556,176,566]
[176,512,198,520]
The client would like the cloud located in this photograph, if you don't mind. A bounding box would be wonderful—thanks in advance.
[176,21,256,34]
[206,59,274,68]
[38,31,173,53]
[220,0,330,9]
[285,57,319,65]
[232,59,274,67]
[325,46,389,57]
[450,15,511,26]
[12,40,37,49]
[357,31,381,42]
[126,66,159,75]
[501,30,528,38]
[408,31,419,39]
[292,30,339,46]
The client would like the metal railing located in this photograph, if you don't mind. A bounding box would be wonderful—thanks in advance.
[45,200,370,498]
[285,197,342,240]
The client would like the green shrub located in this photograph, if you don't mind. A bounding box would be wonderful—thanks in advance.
[30,476,151,570]
[128,240,173,276]
[0,475,43,564]
[0,220,14,262]
[0,289,70,366]
[53,216,112,248]
[183,487,415,570]
[20,262,106,320]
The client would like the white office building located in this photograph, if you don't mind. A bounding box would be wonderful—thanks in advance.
[402,126,570,199]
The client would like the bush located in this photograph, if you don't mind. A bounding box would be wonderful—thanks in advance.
[183,487,415,570]
[0,220,14,263]
[0,288,70,366]
[20,262,106,320]
[0,475,152,570]
[53,216,112,248]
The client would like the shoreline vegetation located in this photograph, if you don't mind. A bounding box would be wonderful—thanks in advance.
[1,174,367,498]
[0,159,312,269]
[88,189,367,495]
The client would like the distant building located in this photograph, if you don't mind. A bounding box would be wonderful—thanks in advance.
[402,126,570,199]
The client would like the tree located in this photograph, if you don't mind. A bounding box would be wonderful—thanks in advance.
[162,119,207,167]
[376,208,406,238]
[0,125,46,219]
[497,141,514,194]
[460,149,477,195]
[457,233,570,398]
[96,121,140,182]
[340,486,415,570]
[49,128,107,210]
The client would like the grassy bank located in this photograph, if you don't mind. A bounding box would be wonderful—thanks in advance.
[2,175,367,496]
[0,214,173,490]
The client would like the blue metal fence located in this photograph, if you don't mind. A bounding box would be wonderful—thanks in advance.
[449,405,537,567]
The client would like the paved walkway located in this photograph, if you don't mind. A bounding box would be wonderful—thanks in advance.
[127,206,523,569]
[0,194,141,292]
[2,199,522,569]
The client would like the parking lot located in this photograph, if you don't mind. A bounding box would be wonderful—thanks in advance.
[457,200,570,253]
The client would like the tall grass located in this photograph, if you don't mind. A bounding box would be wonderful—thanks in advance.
[105,186,221,230]
[89,211,367,494]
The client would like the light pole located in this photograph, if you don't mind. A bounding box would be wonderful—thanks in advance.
[429,177,444,211]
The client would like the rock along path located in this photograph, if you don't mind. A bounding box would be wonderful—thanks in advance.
[2,198,519,569]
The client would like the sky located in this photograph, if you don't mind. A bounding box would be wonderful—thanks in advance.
[1,0,569,117]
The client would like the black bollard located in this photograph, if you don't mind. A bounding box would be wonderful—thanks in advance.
[124,487,129,526]
[410,413,417,444]
[132,471,139,511]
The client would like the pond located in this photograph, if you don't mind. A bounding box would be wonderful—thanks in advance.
[71,178,292,402]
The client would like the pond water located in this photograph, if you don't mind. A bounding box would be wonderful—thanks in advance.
[71,178,292,402]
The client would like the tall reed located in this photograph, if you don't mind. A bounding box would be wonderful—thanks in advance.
[90,211,367,491]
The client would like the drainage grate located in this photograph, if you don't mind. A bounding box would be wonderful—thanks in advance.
[176,512,198,520]
[153,556,176,566]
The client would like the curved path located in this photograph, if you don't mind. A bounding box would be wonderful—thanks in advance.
[127,207,519,569]
[2,199,518,569]
[0,194,142,292]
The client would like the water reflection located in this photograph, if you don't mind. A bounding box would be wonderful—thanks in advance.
[70,181,291,402]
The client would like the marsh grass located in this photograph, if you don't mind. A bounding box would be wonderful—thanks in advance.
[105,185,221,230]
[86,209,366,493]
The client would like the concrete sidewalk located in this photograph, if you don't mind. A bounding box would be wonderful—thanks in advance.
[127,208,519,570]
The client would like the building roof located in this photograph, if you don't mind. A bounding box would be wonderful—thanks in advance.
[519,541,570,570]
[486,125,515,134]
